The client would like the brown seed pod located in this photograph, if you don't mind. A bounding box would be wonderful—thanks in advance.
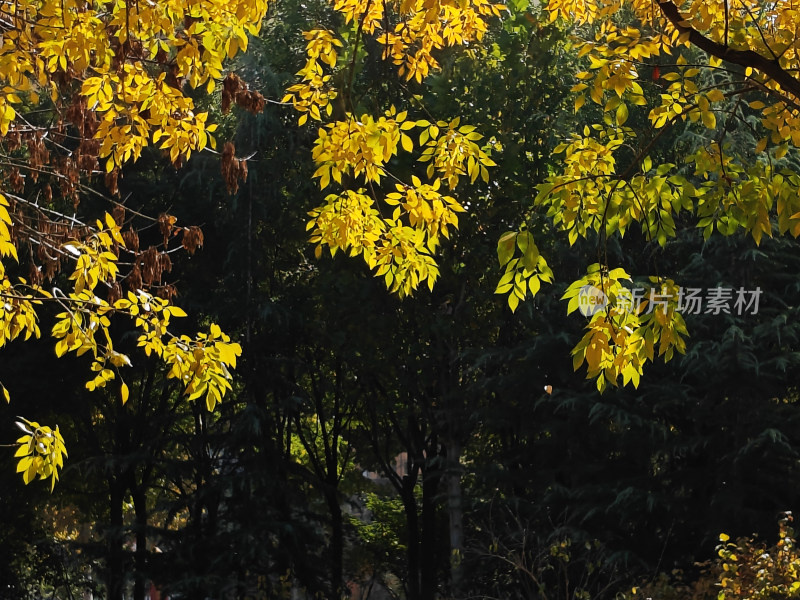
[122,227,139,253]
[126,263,143,292]
[181,226,204,255]
[105,169,119,197]
[112,205,125,225]
[107,281,122,305]
[158,213,177,245]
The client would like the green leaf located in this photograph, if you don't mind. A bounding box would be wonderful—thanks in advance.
[497,231,516,266]
[520,233,539,270]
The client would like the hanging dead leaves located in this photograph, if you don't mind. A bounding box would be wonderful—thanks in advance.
[221,142,249,195]
[222,73,267,115]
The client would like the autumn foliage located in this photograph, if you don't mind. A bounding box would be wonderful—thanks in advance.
[4,0,800,488]
[495,0,800,391]
[0,0,263,487]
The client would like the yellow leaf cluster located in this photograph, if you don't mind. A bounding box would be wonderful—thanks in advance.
[284,0,505,126]
[716,514,800,600]
[282,29,341,125]
[307,184,456,297]
[384,177,465,251]
[306,108,494,297]
[118,291,241,411]
[0,0,266,166]
[417,118,497,188]
[646,57,714,130]
[0,278,42,346]
[284,4,503,298]
[0,194,42,348]
[504,0,800,394]
[374,0,505,82]
[14,418,68,491]
[540,124,795,249]
[536,127,625,245]
[563,267,687,392]
[553,0,800,172]
[161,324,242,412]
[373,222,441,297]
[0,1,260,489]
[0,194,18,261]
[0,216,243,489]
[571,22,655,111]
[43,214,238,414]
[494,230,554,312]
[308,190,386,259]
[334,0,385,35]
[312,110,407,187]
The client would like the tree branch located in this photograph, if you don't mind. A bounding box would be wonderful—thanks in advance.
[657,1,800,100]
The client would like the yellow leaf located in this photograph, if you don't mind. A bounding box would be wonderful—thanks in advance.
[168,305,188,318]
[616,102,629,126]
[228,37,240,59]
[508,293,519,312]
[120,382,129,405]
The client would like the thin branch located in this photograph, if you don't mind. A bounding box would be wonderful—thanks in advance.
[740,2,779,62]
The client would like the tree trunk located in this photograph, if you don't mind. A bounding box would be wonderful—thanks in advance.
[401,475,421,600]
[132,484,148,600]
[446,438,464,595]
[419,465,440,600]
[190,407,209,600]
[107,476,125,600]
[325,486,344,599]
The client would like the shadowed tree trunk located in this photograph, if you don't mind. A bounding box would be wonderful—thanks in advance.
[420,457,441,600]
[400,468,422,600]
[445,437,464,594]
[131,481,148,600]
[325,483,345,598]
[107,475,126,600]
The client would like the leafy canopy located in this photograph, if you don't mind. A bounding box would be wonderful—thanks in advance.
[0,0,265,488]
[495,0,800,391]
[284,0,503,297]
